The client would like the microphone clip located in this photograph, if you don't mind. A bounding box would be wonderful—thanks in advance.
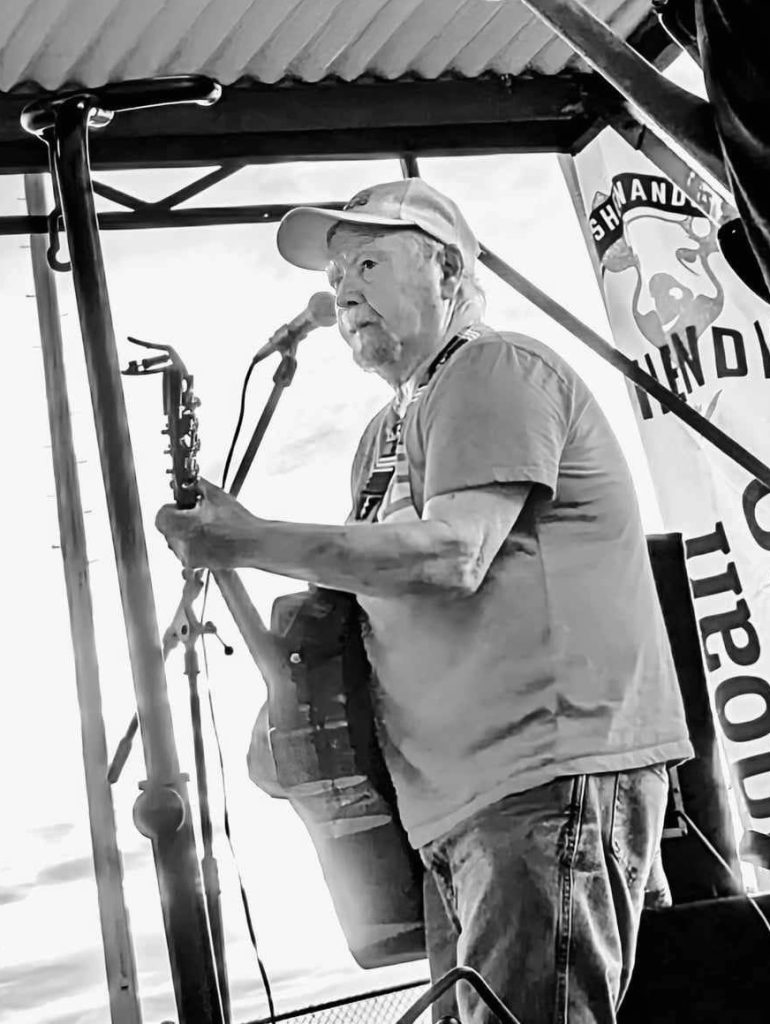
[249,324,299,368]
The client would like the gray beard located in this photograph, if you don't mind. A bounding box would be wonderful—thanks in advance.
[353,333,404,374]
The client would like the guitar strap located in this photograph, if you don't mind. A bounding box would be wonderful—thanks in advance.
[353,325,481,522]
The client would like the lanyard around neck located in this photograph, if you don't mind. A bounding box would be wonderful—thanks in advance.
[353,326,480,522]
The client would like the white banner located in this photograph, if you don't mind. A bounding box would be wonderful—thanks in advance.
[572,132,770,840]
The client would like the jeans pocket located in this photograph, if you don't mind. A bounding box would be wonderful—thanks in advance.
[609,766,668,890]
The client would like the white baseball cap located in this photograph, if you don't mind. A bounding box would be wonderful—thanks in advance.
[276,178,480,272]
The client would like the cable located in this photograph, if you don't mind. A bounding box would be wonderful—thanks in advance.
[193,351,277,1022]
[222,357,258,491]
[202,633,277,1024]
[200,352,260,633]
[676,808,770,938]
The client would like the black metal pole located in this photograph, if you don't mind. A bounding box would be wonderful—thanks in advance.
[25,171,143,1024]
[185,643,231,1024]
[38,97,223,1024]
[229,349,298,499]
[394,967,522,1024]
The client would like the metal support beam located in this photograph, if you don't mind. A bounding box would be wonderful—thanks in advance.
[152,161,245,210]
[25,171,143,1024]
[608,110,736,226]
[478,243,770,489]
[0,76,603,173]
[397,155,770,490]
[516,0,729,193]
[0,201,345,236]
[22,80,225,1024]
[92,179,152,211]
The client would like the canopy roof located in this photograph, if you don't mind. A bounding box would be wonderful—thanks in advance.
[0,0,675,172]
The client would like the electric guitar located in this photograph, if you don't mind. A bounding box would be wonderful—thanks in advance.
[126,336,425,967]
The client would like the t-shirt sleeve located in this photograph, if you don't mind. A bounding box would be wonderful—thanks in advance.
[419,338,572,503]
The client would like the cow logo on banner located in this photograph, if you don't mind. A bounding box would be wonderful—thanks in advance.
[591,173,724,347]
[574,132,770,850]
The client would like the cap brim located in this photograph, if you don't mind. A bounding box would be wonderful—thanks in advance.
[277,206,418,270]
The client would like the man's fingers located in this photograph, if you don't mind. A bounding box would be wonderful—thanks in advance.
[197,478,228,504]
[155,504,177,534]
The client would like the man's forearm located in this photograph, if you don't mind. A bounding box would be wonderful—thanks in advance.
[207,514,478,598]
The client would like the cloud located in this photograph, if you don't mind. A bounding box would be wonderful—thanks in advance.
[0,885,27,906]
[0,950,103,1014]
[34,848,147,887]
[29,823,75,843]
[35,855,94,886]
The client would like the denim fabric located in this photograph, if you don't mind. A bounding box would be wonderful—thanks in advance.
[420,766,669,1024]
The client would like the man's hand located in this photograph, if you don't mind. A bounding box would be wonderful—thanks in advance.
[155,478,258,569]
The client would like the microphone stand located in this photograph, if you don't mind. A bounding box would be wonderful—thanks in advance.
[228,338,299,499]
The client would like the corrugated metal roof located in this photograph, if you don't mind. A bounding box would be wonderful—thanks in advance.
[0,0,651,94]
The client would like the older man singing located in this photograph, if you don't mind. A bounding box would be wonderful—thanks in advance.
[156,179,693,1024]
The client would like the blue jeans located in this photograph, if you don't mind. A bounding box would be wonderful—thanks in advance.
[420,766,669,1024]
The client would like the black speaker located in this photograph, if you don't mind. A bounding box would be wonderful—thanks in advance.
[620,892,770,1023]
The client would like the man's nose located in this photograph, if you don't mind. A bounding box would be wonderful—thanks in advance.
[335,268,362,307]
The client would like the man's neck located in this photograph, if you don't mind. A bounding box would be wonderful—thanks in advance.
[392,309,478,411]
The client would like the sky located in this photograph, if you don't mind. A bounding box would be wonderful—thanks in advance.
[0,56,708,1024]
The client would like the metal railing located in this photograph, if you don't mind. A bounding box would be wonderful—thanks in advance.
[249,979,432,1024]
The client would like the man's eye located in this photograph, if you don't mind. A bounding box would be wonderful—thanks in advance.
[360,259,377,272]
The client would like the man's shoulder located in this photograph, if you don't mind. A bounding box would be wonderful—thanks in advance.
[445,325,580,392]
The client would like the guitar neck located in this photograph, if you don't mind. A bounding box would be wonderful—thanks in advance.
[212,569,293,692]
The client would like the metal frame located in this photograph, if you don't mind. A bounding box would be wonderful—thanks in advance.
[22,79,227,1024]
[17,4,769,1024]
[0,10,677,176]
[25,171,142,1024]
[0,73,619,175]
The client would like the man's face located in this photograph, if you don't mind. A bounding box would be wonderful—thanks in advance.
[326,226,446,381]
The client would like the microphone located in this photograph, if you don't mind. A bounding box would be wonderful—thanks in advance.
[252,292,337,362]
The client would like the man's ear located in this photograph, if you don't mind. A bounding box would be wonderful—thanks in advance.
[440,244,464,297]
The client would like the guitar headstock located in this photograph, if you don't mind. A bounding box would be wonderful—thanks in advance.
[123,336,201,509]
[162,364,201,510]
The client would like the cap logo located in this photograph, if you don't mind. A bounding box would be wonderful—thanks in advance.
[344,190,372,211]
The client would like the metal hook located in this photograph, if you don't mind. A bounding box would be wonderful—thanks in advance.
[46,206,71,272]
[40,130,72,273]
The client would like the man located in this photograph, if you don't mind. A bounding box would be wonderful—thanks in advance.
[156,179,694,1024]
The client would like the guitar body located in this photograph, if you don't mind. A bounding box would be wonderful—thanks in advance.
[268,587,425,968]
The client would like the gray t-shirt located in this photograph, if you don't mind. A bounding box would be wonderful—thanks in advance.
[351,327,694,849]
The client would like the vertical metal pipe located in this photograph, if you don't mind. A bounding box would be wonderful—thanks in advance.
[25,171,143,1024]
[45,99,223,1024]
[47,102,177,781]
